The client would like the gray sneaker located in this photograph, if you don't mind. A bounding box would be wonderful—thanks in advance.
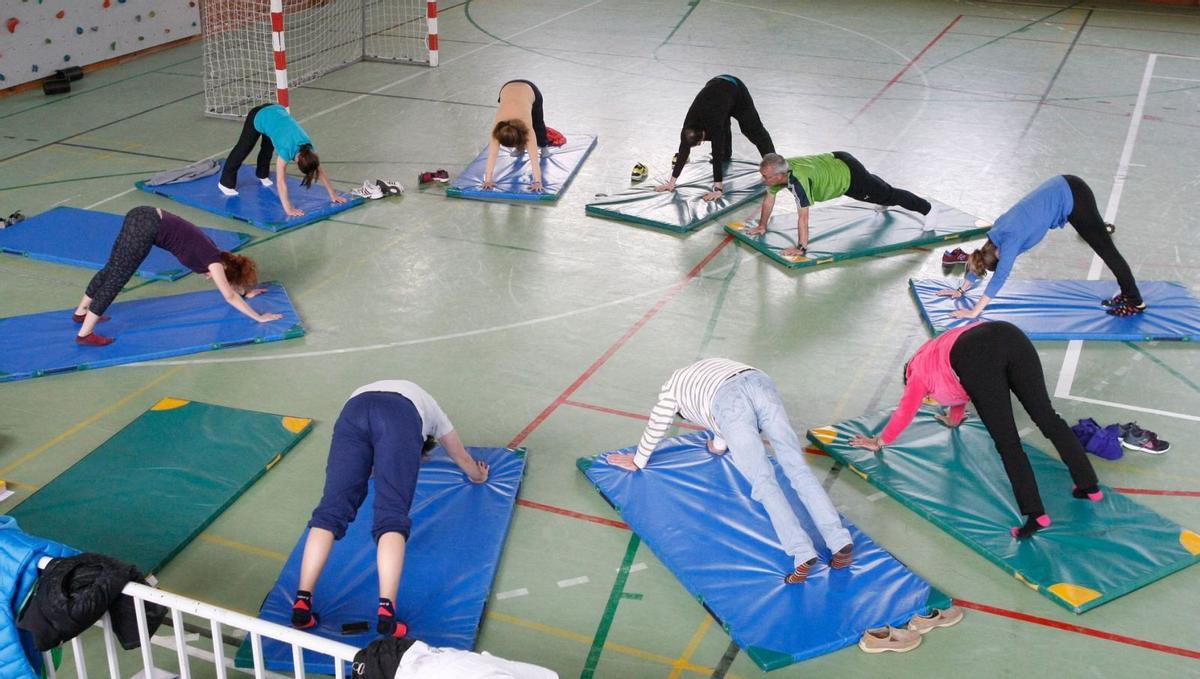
[906,606,964,634]
[858,626,922,653]
[1120,422,1170,454]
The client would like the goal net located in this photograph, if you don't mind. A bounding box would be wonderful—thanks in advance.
[201,0,437,119]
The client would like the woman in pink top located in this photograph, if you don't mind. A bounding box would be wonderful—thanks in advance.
[850,321,1102,539]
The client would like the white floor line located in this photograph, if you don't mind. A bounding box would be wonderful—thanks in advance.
[127,254,740,367]
[1054,53,1156,401]
[556,576,590,588]
[866,491,887,502]
[1155,53,1200,62]
[1058,394,1200,423]
[495,588,530,600]
[625,563,647,574]
[1151,75,1200,82]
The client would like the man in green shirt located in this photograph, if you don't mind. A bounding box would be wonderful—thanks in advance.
[749,152,935,257]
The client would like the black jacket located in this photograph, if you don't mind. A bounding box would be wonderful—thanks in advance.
[17,553,165,651]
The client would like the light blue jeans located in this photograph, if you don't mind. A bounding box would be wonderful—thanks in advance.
[712,371,852,566]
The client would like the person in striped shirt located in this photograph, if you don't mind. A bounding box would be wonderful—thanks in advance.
[607,358,853,584]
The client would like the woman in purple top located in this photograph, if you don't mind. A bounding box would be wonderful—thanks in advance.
[943,175,1144,318]
[72,206,280,346]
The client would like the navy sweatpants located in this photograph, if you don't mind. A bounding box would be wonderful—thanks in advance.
[308,391,424,542]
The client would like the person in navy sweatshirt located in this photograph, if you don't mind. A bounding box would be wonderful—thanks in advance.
[943,175,1144,318]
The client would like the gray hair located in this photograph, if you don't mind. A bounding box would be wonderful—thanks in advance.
[759,153,788,176]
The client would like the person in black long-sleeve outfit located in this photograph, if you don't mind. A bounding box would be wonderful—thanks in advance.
[655,75,775,201]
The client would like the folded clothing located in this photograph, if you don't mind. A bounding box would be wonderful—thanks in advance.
[1071,418,1123,461]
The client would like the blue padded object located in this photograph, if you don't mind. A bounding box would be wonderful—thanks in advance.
[0,207,251,281]
[237,447,526,674]
[578,433,949,671]
[0,283,303,382]
[136,161,362,231]
[910,278,1200,341]
[447,134,596,202]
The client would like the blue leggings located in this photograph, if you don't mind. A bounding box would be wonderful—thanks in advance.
[308,392,423,542]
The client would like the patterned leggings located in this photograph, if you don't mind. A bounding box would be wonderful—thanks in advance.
[85,206,160,315]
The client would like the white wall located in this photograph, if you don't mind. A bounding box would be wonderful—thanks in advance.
[0,1,200,89]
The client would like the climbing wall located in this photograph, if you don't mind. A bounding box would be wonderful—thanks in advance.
[1,1,200,90]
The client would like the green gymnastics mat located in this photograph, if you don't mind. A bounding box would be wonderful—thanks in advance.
[9,397,313,574]
[585,156,765,233]
[726,199,990,269]
[807,409,1200,613]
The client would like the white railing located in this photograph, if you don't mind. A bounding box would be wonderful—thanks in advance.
[36,558,359,679]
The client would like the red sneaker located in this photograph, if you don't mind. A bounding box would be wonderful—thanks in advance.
[75,332,114,346]
[545,127,566,147]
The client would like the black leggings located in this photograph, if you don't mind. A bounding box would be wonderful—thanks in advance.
[720,76,775,162]
[85,207,160,315]
[1062,174,1142,305]
[832,151,930,215]
[220,103,274,189]
[949,321,1098,517]
[501,79,548,148]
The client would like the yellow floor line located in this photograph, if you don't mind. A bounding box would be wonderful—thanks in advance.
[667,616,714,679]
[0,365,184,477]
[198,532,289,562]
[488,611,737,678]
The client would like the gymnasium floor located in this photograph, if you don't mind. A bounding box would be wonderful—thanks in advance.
[2,0,1199,676]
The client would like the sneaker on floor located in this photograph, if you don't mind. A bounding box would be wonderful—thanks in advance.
[545,127,567,147]
[906,606,963,634]
[217,182,239,197]
[858,626,922,654]
[259,177,274,188]
[1100,293,1134,308]
[1120,422,1170,454]
[941,247,968,265]
[351,180,384,200]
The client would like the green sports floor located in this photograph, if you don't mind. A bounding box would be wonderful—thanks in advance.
[2,0,1199,676]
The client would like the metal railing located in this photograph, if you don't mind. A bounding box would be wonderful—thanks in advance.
[36,558,358,679]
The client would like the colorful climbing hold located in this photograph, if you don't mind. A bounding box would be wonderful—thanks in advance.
[149,10,156,18]
[5,18,17,34]
[55,10,64,20]
[103,0,111,8]
[75,26,83,35]
[110,41,116,50]
[63,55,70,62]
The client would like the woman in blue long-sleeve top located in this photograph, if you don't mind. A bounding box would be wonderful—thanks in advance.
[942,175,1144,318]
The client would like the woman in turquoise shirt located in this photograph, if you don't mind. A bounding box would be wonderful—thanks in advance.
[945,175,1144,318]
[218,103,346,218]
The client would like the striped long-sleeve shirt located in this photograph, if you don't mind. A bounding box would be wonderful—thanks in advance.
[633,358,756,469]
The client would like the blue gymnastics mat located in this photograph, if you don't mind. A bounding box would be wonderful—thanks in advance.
[235,447,526,674]
[0,282,303,382]
[447,134,596,202]
[585,156,766,233]
[136,162,362,232]
[578,432,949,671]
[0,207,251,281]
[910,278,1200,341]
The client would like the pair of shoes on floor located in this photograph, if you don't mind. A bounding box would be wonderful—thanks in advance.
[1120,422,1170,454]
[419,169,450,184]
[630,163,648,182]
[351,179,405,200]
[942,247,968,265]
[858,606,964,653]
[1100,293,1146,317]
[784,544,852,584]
[0,211,24,228]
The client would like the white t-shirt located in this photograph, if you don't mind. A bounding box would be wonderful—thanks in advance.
[349,380,455,440]
[394,641,557,679]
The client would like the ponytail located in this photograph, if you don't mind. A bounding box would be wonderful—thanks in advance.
[296,144,319,188]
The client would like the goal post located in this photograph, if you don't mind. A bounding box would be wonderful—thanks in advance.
[201,0,439,119]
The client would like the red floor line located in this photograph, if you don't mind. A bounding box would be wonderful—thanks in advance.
[516,498,629,530]
[954,598,1200,661]
[507,236,733,449]
[849,14,963,124]
[561,399,831,457]
[1111,487,1200,498]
